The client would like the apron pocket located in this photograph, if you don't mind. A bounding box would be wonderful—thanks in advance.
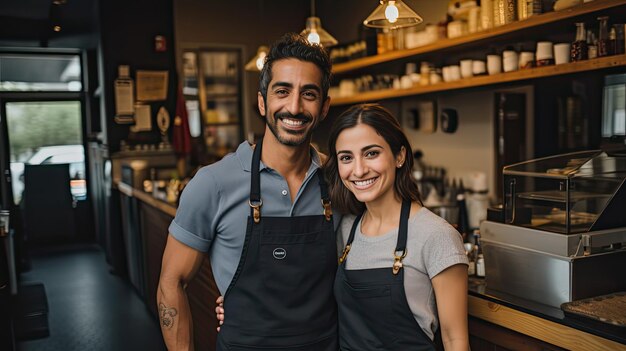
[346,284,391,299]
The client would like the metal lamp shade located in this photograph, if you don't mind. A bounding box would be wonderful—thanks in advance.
[300,17,338,47]
[363,0,423,29]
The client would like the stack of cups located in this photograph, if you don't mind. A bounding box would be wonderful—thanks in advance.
[472,60,486,75]
[460,59,474,78]
[502,50,519,72]
[554,43,571,64]
[487,54,502,75]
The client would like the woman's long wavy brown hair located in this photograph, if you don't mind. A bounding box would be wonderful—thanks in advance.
[324,103,423,215]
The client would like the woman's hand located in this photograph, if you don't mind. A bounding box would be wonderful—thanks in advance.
[215,295,224,332]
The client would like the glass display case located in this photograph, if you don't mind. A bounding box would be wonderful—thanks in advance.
[181,47,244,164]
[503,150,626,234]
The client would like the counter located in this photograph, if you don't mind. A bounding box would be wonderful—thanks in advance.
[117,181,625,351]
[116,181,219,351]
[468,278,626,351]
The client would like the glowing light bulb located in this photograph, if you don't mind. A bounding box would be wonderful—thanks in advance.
[385,1,399,24]
[255,52,266,71]
[307,30,321,45]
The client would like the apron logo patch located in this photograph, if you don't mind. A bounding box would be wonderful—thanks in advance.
[272,248,287,260]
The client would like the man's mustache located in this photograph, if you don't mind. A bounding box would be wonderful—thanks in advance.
[274,112,310,122]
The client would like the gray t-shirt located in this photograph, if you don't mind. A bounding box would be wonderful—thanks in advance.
[337,208,468,340]
[170,141,341,294]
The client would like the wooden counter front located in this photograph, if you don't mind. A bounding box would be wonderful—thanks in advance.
[117,182,219,351]
[468,288,626,351]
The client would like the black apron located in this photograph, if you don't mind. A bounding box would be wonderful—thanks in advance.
[334,200,437,351]
[217,139,338,350]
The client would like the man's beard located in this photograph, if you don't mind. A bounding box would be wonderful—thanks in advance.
[267,111,316,146]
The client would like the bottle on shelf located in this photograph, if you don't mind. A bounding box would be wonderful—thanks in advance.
[456,179,470,241]
[609,26,617,57]
[464,242,476,276]
[473,230,485,278]
[597,16,610,57]
[613,24,625,55]
[571,22,588,61]
[587,29,598,59]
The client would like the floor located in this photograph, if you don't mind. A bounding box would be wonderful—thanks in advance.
[17,244,166,351]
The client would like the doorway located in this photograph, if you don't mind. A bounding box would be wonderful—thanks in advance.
[0,51,90,245]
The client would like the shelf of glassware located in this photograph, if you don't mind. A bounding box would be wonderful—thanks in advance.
[332,0,626,74]
[330,54,626,106]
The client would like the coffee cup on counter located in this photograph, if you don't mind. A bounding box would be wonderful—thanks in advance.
[554,43,571,64]
[460,59,474,78]
[502,50,519,72]
[519,51,535,69]
[472,60,486,75]
[536,41,554,66]
[487,54,502,75]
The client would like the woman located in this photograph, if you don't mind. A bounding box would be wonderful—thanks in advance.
[326,103,469,351]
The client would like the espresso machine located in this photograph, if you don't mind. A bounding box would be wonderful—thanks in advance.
[480,150,626,308]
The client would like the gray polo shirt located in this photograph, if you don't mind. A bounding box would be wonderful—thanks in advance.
[169,141,341,294]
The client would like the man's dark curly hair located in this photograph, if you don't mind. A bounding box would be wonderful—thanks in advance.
[259,33,332,103]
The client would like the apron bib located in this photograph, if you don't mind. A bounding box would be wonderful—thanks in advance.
[217,139,338,350]
[335,200,437,351]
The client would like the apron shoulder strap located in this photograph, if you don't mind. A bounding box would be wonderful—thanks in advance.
[339,213,362,264]
[249,138,263,223]
[396,200,411,253]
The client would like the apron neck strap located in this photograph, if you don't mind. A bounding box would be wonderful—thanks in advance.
[249,138,331,222]
[340,200,411,267]
[249,138,263,223]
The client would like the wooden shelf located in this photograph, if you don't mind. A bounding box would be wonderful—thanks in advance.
[333,0,626,74]
[330,54,626,106]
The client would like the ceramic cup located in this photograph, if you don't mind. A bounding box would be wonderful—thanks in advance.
[554,43,571,64]
[460,59,474,78]
[449,65,461,81]
[519,51,535,69]
[502,50,519,72]
[487,54,502,75]
[442,66,451,82]
[536,41,554,66]
[447,20,467,39]
[472,60,486,75]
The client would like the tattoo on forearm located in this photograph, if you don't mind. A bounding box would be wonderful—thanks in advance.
[159,303,178,329]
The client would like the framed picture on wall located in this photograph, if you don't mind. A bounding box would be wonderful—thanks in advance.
[136,70,169,101]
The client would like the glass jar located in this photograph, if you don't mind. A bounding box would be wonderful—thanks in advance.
[597,16,610,57]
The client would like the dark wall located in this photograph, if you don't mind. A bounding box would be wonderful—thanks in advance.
[173,0,446,138]
[98,0,177,152]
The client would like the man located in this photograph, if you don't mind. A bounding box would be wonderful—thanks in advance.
[157,33,339,350]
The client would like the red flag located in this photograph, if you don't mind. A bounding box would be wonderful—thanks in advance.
[173,84,192,156]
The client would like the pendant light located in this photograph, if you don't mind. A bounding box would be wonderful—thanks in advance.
[245,46,269,72]
[363,0,423,29]
[300,0,338,47]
